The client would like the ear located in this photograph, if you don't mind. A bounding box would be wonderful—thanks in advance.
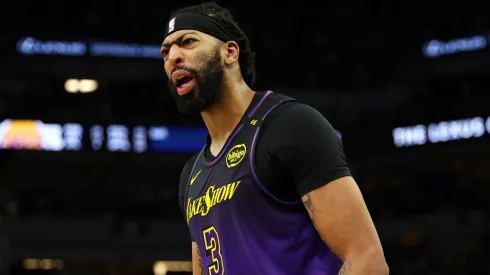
[222,41,239,65]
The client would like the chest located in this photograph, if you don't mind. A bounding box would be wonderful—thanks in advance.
[184,139,259,222]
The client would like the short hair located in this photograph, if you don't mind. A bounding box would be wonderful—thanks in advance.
[170,2,257,88]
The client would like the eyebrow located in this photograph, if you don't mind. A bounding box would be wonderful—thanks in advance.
[161,31,200,48]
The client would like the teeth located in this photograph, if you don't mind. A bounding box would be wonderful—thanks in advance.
[176,76,185,87]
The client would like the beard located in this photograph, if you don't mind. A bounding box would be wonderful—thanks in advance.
[167,48,224,114]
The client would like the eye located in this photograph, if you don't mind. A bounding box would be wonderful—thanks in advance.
[183,38,197,45]
[161,49,169,57]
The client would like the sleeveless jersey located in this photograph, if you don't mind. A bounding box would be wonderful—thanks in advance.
[183,91,342,275]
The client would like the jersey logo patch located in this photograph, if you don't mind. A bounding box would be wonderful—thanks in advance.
[190,169,202,185]
[226,144,246,168]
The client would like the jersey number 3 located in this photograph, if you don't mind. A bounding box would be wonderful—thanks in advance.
[202,226,224,275]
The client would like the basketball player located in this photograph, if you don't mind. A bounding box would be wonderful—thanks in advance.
[162,3,388,274]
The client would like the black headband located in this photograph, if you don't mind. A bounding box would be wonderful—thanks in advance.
[164,12,234,43]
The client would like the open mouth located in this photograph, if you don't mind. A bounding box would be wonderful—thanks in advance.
[176,76,194,88]
[171,70,196,96]
[175,76,195,96]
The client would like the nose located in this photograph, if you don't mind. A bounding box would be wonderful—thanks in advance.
[167,45,184,67]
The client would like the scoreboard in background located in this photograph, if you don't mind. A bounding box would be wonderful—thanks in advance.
[2,115,490,156]
[0,119,208,154]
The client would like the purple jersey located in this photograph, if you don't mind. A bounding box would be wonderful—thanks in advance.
[183,91,342,274]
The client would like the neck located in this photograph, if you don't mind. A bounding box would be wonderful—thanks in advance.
[201,78,255,145]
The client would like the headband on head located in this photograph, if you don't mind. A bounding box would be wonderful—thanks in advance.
[164,12,234,44]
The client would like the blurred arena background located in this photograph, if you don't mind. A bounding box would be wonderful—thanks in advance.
[1,0,490,274]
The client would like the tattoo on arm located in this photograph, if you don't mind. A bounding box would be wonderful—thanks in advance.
[303,194,314,211]
[338,260,351,275]
[196,248,205,275]
[304,195,354,275]
[302,194,326,243]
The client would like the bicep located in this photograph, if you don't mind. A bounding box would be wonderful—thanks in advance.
[267,104,382,258]
[302,176,383,260]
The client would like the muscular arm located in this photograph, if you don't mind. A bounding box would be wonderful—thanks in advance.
[192,242,205,275]
[264,103,388,274]
[302,177,388,275]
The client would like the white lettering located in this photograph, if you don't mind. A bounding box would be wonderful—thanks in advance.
[395,116,489,147]
[133,126,147,153]
[423,35,487,58]
[17,37,87,56]
[39,123,64,151]
[90,125,104,150]
[428,118,484,143]
[393,125,426,147]
[107,125,131,152]
[63,123,83,150]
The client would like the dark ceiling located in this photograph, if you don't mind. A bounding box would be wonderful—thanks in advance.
[2,0,488,87]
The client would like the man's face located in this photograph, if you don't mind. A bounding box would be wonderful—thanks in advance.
[161,30,225,114]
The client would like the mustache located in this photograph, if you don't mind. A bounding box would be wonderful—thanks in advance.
[171,65,198,76]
